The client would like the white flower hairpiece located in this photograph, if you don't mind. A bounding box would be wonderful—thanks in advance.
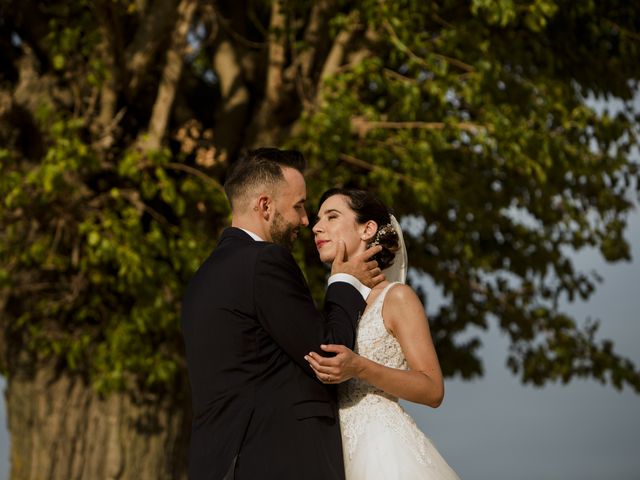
[369,222,396,246]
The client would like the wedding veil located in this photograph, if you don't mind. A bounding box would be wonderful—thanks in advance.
[382,214,408,284]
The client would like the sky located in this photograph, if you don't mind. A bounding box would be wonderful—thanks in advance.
[405,205,640,479]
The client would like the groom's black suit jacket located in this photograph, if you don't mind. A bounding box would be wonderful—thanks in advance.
[181,227,366,480]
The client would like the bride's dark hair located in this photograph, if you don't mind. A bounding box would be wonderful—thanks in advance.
[318,188,399,269]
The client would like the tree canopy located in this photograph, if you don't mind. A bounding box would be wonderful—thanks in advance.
[1,0,640,397]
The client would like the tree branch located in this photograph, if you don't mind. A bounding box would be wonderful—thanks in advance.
[125,0,179,94]
[92,108,127,150]
[350,116,487,138]
[338,152,425,187]
[382,20,475,73]
[92,0,132,127]
[138,0,197,152]
[283,0,340,108]
[246,0,289,146]
[120,189,172,227]
[163,162,225,193]
[212,36,250,163]
[315,11,360,105]
[298,0,335,79]
[94,7,122,144]
[264,0,287,108]
[217,11,267,50]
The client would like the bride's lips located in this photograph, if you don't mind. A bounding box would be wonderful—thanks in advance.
[315,239,330,249]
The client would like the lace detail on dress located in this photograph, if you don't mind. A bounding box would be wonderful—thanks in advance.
[338,283,433,467]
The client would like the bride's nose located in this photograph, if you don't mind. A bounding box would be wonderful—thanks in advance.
[312,221,322,234]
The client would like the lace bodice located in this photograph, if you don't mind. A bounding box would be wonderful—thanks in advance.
[338,282,433,467]
[353,283,407,369]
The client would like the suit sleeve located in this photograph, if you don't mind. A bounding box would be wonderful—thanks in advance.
[254,243,366,375]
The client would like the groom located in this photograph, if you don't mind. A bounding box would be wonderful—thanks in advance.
[181,148,382,480]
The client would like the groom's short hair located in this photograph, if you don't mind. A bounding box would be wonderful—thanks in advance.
[224,148,306,212]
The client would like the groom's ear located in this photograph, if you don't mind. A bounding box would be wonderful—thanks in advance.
[257,194,272,219]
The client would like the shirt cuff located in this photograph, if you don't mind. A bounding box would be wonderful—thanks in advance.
[327,273,371,300]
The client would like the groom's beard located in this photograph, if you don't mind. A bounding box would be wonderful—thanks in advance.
[270,210,299,251]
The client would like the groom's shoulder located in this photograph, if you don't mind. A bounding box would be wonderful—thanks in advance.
[254,241,296,265]
[216,228,294,262]
[217,226,255,244]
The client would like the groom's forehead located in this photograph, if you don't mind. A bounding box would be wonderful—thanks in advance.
[280,168,306,194]
[281,166,305,183]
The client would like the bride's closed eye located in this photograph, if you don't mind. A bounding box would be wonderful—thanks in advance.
[314,213,339,225]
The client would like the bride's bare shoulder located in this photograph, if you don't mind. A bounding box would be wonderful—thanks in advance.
[382,284,426,333]
[385,283,420,305]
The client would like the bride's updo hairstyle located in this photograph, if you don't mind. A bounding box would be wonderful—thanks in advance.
[318,188,400,269]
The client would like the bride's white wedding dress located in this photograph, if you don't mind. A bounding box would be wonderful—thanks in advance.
[338,283,460,480]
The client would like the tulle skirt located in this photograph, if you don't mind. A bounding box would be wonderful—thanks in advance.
[343,408,460,480]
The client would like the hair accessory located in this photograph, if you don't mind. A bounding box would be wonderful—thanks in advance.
[369,222,395,247]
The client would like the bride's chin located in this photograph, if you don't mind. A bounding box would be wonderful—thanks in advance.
[319,253,335,264]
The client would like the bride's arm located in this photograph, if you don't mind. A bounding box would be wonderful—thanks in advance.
[305,284,444,408]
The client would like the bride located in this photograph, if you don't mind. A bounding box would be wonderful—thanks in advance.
[305,188,460,480]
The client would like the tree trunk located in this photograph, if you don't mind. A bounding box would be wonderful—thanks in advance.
[6,361,190,480]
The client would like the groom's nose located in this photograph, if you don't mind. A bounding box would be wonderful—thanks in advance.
[300,209,309,227]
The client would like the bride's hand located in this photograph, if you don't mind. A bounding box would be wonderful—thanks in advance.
[304,344,363,384]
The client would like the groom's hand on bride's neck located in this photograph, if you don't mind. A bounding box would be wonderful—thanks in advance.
[331,241,385,288]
